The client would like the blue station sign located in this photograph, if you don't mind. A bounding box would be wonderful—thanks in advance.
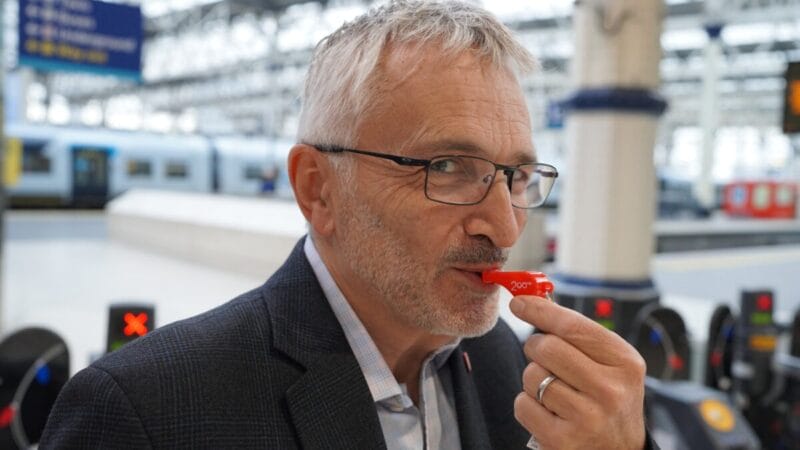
[18,0,142,81]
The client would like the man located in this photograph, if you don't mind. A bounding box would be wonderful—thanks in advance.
[42,1,656,449]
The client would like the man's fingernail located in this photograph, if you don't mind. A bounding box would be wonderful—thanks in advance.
[510,297,525,314]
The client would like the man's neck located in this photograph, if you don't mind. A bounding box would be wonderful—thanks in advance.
[358,303,451,404]
[315,239,454,403]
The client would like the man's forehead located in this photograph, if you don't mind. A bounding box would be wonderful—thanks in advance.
[379,42,511,86]
[377,44,529,115]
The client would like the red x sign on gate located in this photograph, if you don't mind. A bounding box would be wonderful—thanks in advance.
[123,312,149,337]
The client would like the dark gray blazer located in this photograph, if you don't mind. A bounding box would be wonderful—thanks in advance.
[40,239,531,449]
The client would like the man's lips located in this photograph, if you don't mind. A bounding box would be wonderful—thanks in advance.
[452,265,503,290]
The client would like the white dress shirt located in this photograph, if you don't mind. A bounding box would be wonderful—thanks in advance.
[304,237,462,450]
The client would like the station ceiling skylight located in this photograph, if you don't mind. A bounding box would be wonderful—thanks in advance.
[484,0,695,22]
[140,0,220,17]
[117,0,322,18]
[483,0,572,21]
[101,0,220,18]
[122,0,695,21]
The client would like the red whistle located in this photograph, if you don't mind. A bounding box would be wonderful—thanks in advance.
[482,270,554,297]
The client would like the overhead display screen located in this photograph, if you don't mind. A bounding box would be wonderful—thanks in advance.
[18,0,142,80]
[783,61,800,134]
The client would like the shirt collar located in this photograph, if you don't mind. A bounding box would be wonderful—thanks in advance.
[303,236,459,403]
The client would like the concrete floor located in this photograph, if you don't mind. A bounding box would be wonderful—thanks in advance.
[2,210,263,373]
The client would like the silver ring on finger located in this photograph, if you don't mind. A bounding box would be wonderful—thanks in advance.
[536,374,557,405]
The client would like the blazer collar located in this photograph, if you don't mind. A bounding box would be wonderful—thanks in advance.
[449,347,493,450]
[263,238,386,449]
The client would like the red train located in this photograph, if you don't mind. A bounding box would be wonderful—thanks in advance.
[723,181,797,219]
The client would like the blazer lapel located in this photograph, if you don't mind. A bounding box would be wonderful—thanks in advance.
[264,239,386,450]
[286,353,386,450]
[449,347,493,450]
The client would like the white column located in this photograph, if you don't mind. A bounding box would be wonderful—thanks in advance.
[558,114,659,281]
[696,23,724,210]
[554,0,666,336]
[558,0,664,280]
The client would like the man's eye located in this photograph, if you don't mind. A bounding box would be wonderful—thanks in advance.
[430,158,460,174]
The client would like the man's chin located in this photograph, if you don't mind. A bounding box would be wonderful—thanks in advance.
[459,313,500,338]
[431,307,500,338]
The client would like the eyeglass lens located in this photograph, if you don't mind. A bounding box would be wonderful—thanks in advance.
[424,155,555,208]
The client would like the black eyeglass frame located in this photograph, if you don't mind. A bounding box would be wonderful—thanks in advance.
[312,144,559,209]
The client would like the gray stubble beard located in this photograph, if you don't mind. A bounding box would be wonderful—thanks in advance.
[337,189,502,338]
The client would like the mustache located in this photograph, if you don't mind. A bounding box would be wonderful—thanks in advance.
[442,239,509,266]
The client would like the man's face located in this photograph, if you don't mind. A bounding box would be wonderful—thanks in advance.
[331,46,534,338]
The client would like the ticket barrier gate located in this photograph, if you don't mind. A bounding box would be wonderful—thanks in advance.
[622,305,761,449]
[645,377,761,450]
[703,291,800,449]
[0,302,157,449]
[629,305,693,381]
[773,352,800,448]
[557,292,763,448]
[106,302,155,353]
[613,289,800,449]
[0,327,70,450]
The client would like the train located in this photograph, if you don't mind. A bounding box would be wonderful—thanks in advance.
[723,180,797,219]
[3,123,295,207]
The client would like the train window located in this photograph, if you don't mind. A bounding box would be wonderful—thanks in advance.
[752,185,770,210]
[165,161,189,179]
[127,160,152,177]
[244,165,262,180]
[776,185,793,206]
[22,141,51,173]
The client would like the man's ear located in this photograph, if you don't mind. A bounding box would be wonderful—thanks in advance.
[288,144,335,236]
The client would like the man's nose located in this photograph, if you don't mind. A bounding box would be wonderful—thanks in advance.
[463,174,524,249]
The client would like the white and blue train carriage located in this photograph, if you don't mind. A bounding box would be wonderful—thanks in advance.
[211,135,293,197]
[4,124,293,207]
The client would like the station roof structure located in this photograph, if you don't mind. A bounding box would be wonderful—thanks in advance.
[3,0,800,137]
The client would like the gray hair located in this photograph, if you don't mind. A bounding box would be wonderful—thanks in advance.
[296,0,537,149]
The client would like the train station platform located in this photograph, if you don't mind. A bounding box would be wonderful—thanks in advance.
[3,207,799,377]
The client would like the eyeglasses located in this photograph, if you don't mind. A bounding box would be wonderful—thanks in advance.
[313,145,558,209]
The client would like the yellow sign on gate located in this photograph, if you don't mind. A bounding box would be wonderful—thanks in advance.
[698,399,736,433]
[3,137,22,187]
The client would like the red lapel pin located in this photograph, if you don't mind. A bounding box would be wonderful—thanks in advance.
[462,351,472,373]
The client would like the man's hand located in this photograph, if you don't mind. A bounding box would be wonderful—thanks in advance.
[510,295,647,450]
